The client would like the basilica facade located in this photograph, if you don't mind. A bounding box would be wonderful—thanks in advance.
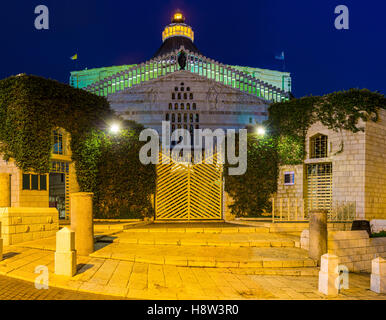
[70,12,291,135]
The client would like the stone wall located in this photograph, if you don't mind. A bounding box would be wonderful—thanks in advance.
[327,230,386,273]
[275,164,304,213]
[0,207,59,245]
[0,157,49,208]
[275,112,386,221]
[305,121,366,218]
[364,108,386,220]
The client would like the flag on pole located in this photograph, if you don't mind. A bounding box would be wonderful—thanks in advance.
[275,51,285,61]
[70,54,78,60]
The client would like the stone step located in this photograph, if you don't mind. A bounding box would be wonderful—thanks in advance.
[229,267,319,276]
[100,232,295,248]
[124,226,270,234]
[91,243,316,269]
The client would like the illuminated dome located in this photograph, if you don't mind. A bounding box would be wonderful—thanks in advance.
[153,11,201,58]
[162,11,194,42]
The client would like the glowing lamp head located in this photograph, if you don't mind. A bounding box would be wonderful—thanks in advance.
[110,124,120,134]
[172,11,185,23]
[256,127,266,136]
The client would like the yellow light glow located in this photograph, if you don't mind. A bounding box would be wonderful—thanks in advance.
[174,13,182,20]
[110,124,120,134]
[256,127,266,135]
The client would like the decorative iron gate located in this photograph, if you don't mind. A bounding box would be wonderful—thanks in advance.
[155,152,223,220]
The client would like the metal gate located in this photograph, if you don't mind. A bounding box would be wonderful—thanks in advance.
[155,152,223,220]
[306,163,332,211]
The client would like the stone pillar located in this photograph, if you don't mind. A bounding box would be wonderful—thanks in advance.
[70,192,94,256]
[309,209,328,265]
[0,221,3,261]
[55,227,77,277]
[318,253,339,296]
[370,257,385,294]
[0,173,11,207]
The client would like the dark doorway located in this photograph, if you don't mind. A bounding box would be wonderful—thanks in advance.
[49,173,66,219]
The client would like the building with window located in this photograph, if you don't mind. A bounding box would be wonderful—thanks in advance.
[275,109,386,221]
[0,128,78,220]
[70,11,292,135]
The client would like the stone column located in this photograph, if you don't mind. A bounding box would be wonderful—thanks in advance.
[318,253,339,296]
[70,192,94,256]
[370,257,385,293]
[0,173,11,207]
[0,221,3,261]
[309,209,328,265]
[55,227,77,276]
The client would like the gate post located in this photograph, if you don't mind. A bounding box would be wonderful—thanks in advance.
[70,192,94,256]
[309,209,328,265]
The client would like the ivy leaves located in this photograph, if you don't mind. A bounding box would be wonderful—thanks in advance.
[0,75,112,173]
[268,89,386,163]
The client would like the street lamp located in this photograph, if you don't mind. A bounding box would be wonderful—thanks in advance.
[256,126,266,136]
[110,123,120,134]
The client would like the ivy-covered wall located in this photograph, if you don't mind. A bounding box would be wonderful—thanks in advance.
[225,89,386,217]
[0,75,155,219]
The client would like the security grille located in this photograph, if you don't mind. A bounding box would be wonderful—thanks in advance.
[306,163,332,212]
[310,134,328,158]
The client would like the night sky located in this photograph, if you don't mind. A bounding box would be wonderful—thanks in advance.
[0,0,385,97]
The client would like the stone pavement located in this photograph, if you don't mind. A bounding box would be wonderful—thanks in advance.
[0,275,127,300]
[0,244,385,300]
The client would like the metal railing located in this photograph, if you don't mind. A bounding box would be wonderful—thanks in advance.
[271,198,356,223]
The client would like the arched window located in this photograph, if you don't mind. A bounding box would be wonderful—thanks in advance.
[174,87,178,91]
[187,103,190,110]
[178,93,181,100]
[165,113,169,121]
[172,114,175,122]
[190,114,193,122]
[184,93,187,100]
[310,134,328,158]
[183,113,187,122]
[168,103,172,110]
[190,93,193,99]
[175,103,178,110]
[178,113,181,122]
[172,93,175,99]
[187,87,190,92]
[192,103,196,110]
[195,114,199,122]
[53,130,63,155]
[181,87,184,91]
[181,103,184,110]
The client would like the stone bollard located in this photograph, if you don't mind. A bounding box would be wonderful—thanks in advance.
[70,192,94,256]
[55,227,77,276]
[309,209,328,265]
[0,173,11,207]
[370,257,385,294]
[0,221,3,261]
[318,253,339,296]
